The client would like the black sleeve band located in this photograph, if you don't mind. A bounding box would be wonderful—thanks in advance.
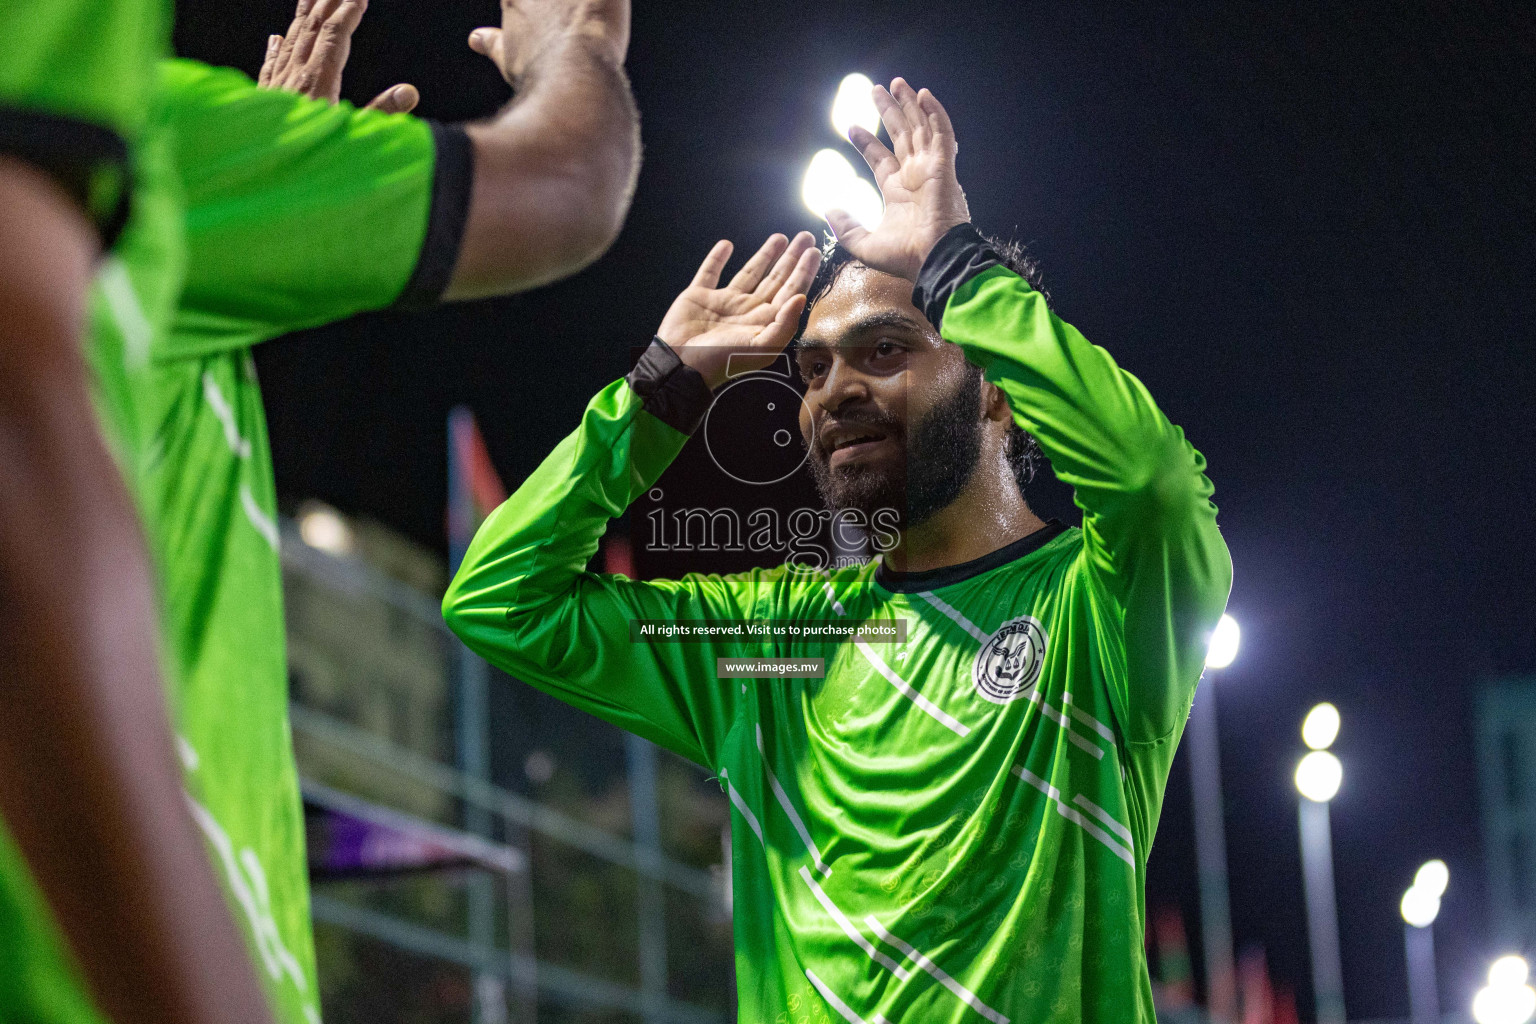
[911,222,1004,332]
[624,338,714,435]
[393,121,475,312]
[0,107,131,249]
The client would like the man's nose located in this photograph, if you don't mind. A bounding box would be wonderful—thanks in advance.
[819,357,871,416]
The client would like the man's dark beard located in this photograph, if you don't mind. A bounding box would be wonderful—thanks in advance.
[807,368,984,529]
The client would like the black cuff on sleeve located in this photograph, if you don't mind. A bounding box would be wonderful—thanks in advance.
[0,107,131,248]
[393,121,474,312]
[625,338,714,435]
[911,223,1004,331]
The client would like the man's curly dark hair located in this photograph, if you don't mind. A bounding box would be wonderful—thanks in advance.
[796,231,1046,494]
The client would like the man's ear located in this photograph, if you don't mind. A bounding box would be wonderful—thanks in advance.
[982,380,1013,425]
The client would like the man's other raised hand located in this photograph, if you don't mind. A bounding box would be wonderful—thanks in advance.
[827,79,971,282]
[259,0,418,113]
[660,232,822,391]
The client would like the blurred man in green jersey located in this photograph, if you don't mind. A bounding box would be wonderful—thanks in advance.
[1,4,279,1023]
[445,79,1232,1023]
[2,0,641,1021]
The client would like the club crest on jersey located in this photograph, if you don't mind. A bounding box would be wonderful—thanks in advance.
[972,615,1048,704]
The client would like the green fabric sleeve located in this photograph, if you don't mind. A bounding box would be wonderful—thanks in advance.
[158,59,444,357]
[0,0,168,240]
[939,263,1232,744]
[444,379,760,769]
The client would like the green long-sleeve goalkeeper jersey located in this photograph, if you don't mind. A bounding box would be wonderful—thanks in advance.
[444,225,1233,1024]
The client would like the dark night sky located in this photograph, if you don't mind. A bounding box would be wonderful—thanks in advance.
[174,2,1536,1019]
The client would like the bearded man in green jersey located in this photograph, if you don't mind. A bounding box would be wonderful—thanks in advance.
[445,78,1231,1024]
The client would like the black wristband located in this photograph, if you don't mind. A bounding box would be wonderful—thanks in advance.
[393,121,474,312]
[0,107,131,249]
[911,223,1005,331]
[625,338,714,435]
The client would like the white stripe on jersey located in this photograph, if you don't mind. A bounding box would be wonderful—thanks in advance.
[721,768,766,848]
[757,725,833,878]
[240,484,280,552]
[1013,767,1134,864]
[916,590,991,643]
[806,968,892,1024]
[823,581,972,737]
[1029,691,1106,760]
[98,258,152,370]
[203,371,253,458]
[865,916,1011,1024]
[799,867,912,981]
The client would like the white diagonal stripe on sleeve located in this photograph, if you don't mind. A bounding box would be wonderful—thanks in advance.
[915,590,990,643]
[756,724,832,878]
[1028,692,1103,760]
[1071,793,1134,845]
[865,917,1009,1024]
[1012,767,1134,864]
[1059,690,1116,741]
[203,372,252,458]
[799,867,912,981]
[240,485,280,551]
[806,968,892,1024]
[721,769,765,848]
[98,258,152,370]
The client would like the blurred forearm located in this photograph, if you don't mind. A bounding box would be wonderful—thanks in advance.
[447,32,640,299]
[0,158,273,1024]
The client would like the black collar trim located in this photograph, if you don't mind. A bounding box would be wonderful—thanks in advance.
[873,519,1069,593]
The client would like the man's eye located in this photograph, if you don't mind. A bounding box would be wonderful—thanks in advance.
[874,341,900,357]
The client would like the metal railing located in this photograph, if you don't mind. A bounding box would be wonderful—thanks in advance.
[283,522,730,1024]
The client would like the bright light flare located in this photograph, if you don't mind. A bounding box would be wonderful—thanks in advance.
[1400,885,1440,928]
[1205,613,1240,669]
[1302,702,1341,750]
[1295,750,1343,802]
[831,73,880,139]
[1474,985,1536,1024]
[1493,958,1533,990]
[299,504,353,556]
[801,149,883,229]
[1414,859,1450,899]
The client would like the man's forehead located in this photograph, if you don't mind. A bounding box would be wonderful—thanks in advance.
[802,265,936,347]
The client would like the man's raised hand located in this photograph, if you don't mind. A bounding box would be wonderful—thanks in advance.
[258,0,419,114]
[467,0,631,89]
[827,79,971,282]
[660,232,822,390]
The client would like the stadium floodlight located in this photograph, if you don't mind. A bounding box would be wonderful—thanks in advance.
[831,73,880,139]
[1474,956,1536,1024]
[299,503,353,555]
[1492,958,1532,990]
[1295,750,1343,803]
[1414,859,1450,899]
[1400,885,1441,928]
[1205,613,1240,669]
[801,149,883,229]
[1302,702,1341,750]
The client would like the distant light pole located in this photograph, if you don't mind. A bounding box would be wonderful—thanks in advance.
[1295,703,1345,1024]
[1189,613,1240,1022]
[1400,860,1447,1024]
